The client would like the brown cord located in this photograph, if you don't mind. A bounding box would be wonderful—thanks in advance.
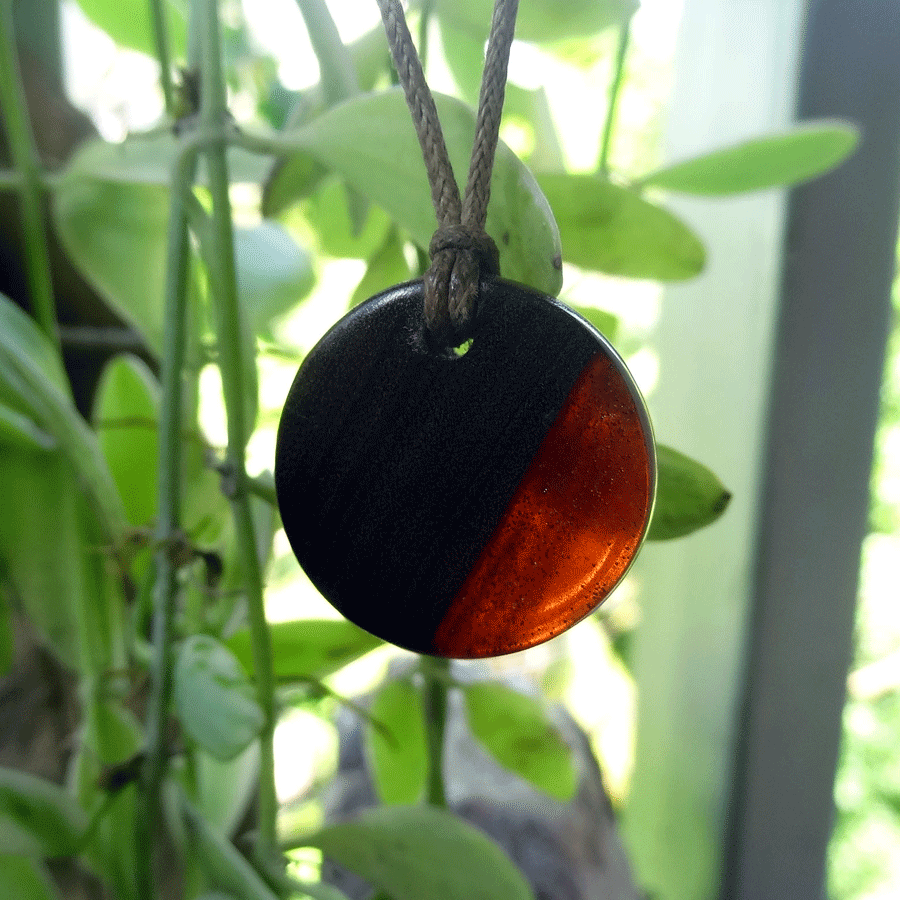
[376,0,519,347]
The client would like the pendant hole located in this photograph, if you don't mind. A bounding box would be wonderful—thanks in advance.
[454,338,473,357]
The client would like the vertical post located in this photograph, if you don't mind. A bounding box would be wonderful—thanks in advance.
[724,2,900,898]
[621,2,806,899]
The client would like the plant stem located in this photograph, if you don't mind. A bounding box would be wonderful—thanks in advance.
[421,656,450,808]
[418,0,434,72]
[294,0,357,105]
[598,13,632,177]
[149,0,176,114]
[138,145,198,900]
[0,0,58,347]
[198,0,277,855]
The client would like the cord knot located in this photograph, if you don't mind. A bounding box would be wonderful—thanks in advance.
[424,225,500,349]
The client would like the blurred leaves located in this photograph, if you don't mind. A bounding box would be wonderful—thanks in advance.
[0,767,87,857]
[74,0,187,58]
[435,0,636,45]
[301,805,535,900]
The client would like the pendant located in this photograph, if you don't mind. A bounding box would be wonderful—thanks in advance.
[275,278,655,658]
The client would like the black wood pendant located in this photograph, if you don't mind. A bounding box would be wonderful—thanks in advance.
[275,278,655,658]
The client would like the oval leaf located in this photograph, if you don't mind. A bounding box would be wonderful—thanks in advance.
[75,0,187,58]
[639,120,859,195]
[92,354,160,528]
[53,172,170,355]
[226,618,382,683]
[302,805,534,900]
[365,679,427,806]
[286,89,562,296]
[0,767,88,857]
[649,444,731,540]
[436,0,636,44]
[463,682,576,802]
[536,172,705,280]
[235,222,315,334]
[174,635,264,761]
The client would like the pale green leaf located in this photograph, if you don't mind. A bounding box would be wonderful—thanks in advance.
[235,222,316,334]
[639,121,859,195]
[301,805,534,900]
[174,635,264,761]
[74,0,187,58]
[365,679,427,806]
[227,618,382,683]
[282,89,562,296]
[435,0,636,44]
[92,355,159,528]
[463,682,576,801]
[649,445,731,540]
[536,172,705,280]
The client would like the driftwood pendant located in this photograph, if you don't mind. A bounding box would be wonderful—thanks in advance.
[275,278,655,658]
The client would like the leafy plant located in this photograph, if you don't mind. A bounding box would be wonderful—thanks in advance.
[0,1,856,898]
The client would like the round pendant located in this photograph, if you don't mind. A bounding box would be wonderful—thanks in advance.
[275,278,655,658]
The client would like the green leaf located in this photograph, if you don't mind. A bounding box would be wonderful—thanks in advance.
[565,303,619,343]
[90,701,143,767]
[0,855,62,900]
[226,618,382,683]
[235,222,315,335]
[283,89,562,296]
[0,298,126,539]
[536,172,705,281]
[301,805,534,900]
[301,176,392,260]
[263,152,328,218]
[194,743,259,837]
[0,401,56,451]
[639,120,859,195]
[74,0,187,58]
[0,451,85,669]
[350,229,414,308]
[365,679,427,806]
[435,0,636,44]
[0,767,88,857]
[174,635,264,761]
[649,445,732,540]
[57,132,268,189]
[53,173,170,355]
[462,682,576,802]
[92,355,159,528]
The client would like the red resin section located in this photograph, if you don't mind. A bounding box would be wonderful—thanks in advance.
[432,351,653,658]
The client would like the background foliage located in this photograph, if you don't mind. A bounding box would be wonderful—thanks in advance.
[0,1,877,899]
